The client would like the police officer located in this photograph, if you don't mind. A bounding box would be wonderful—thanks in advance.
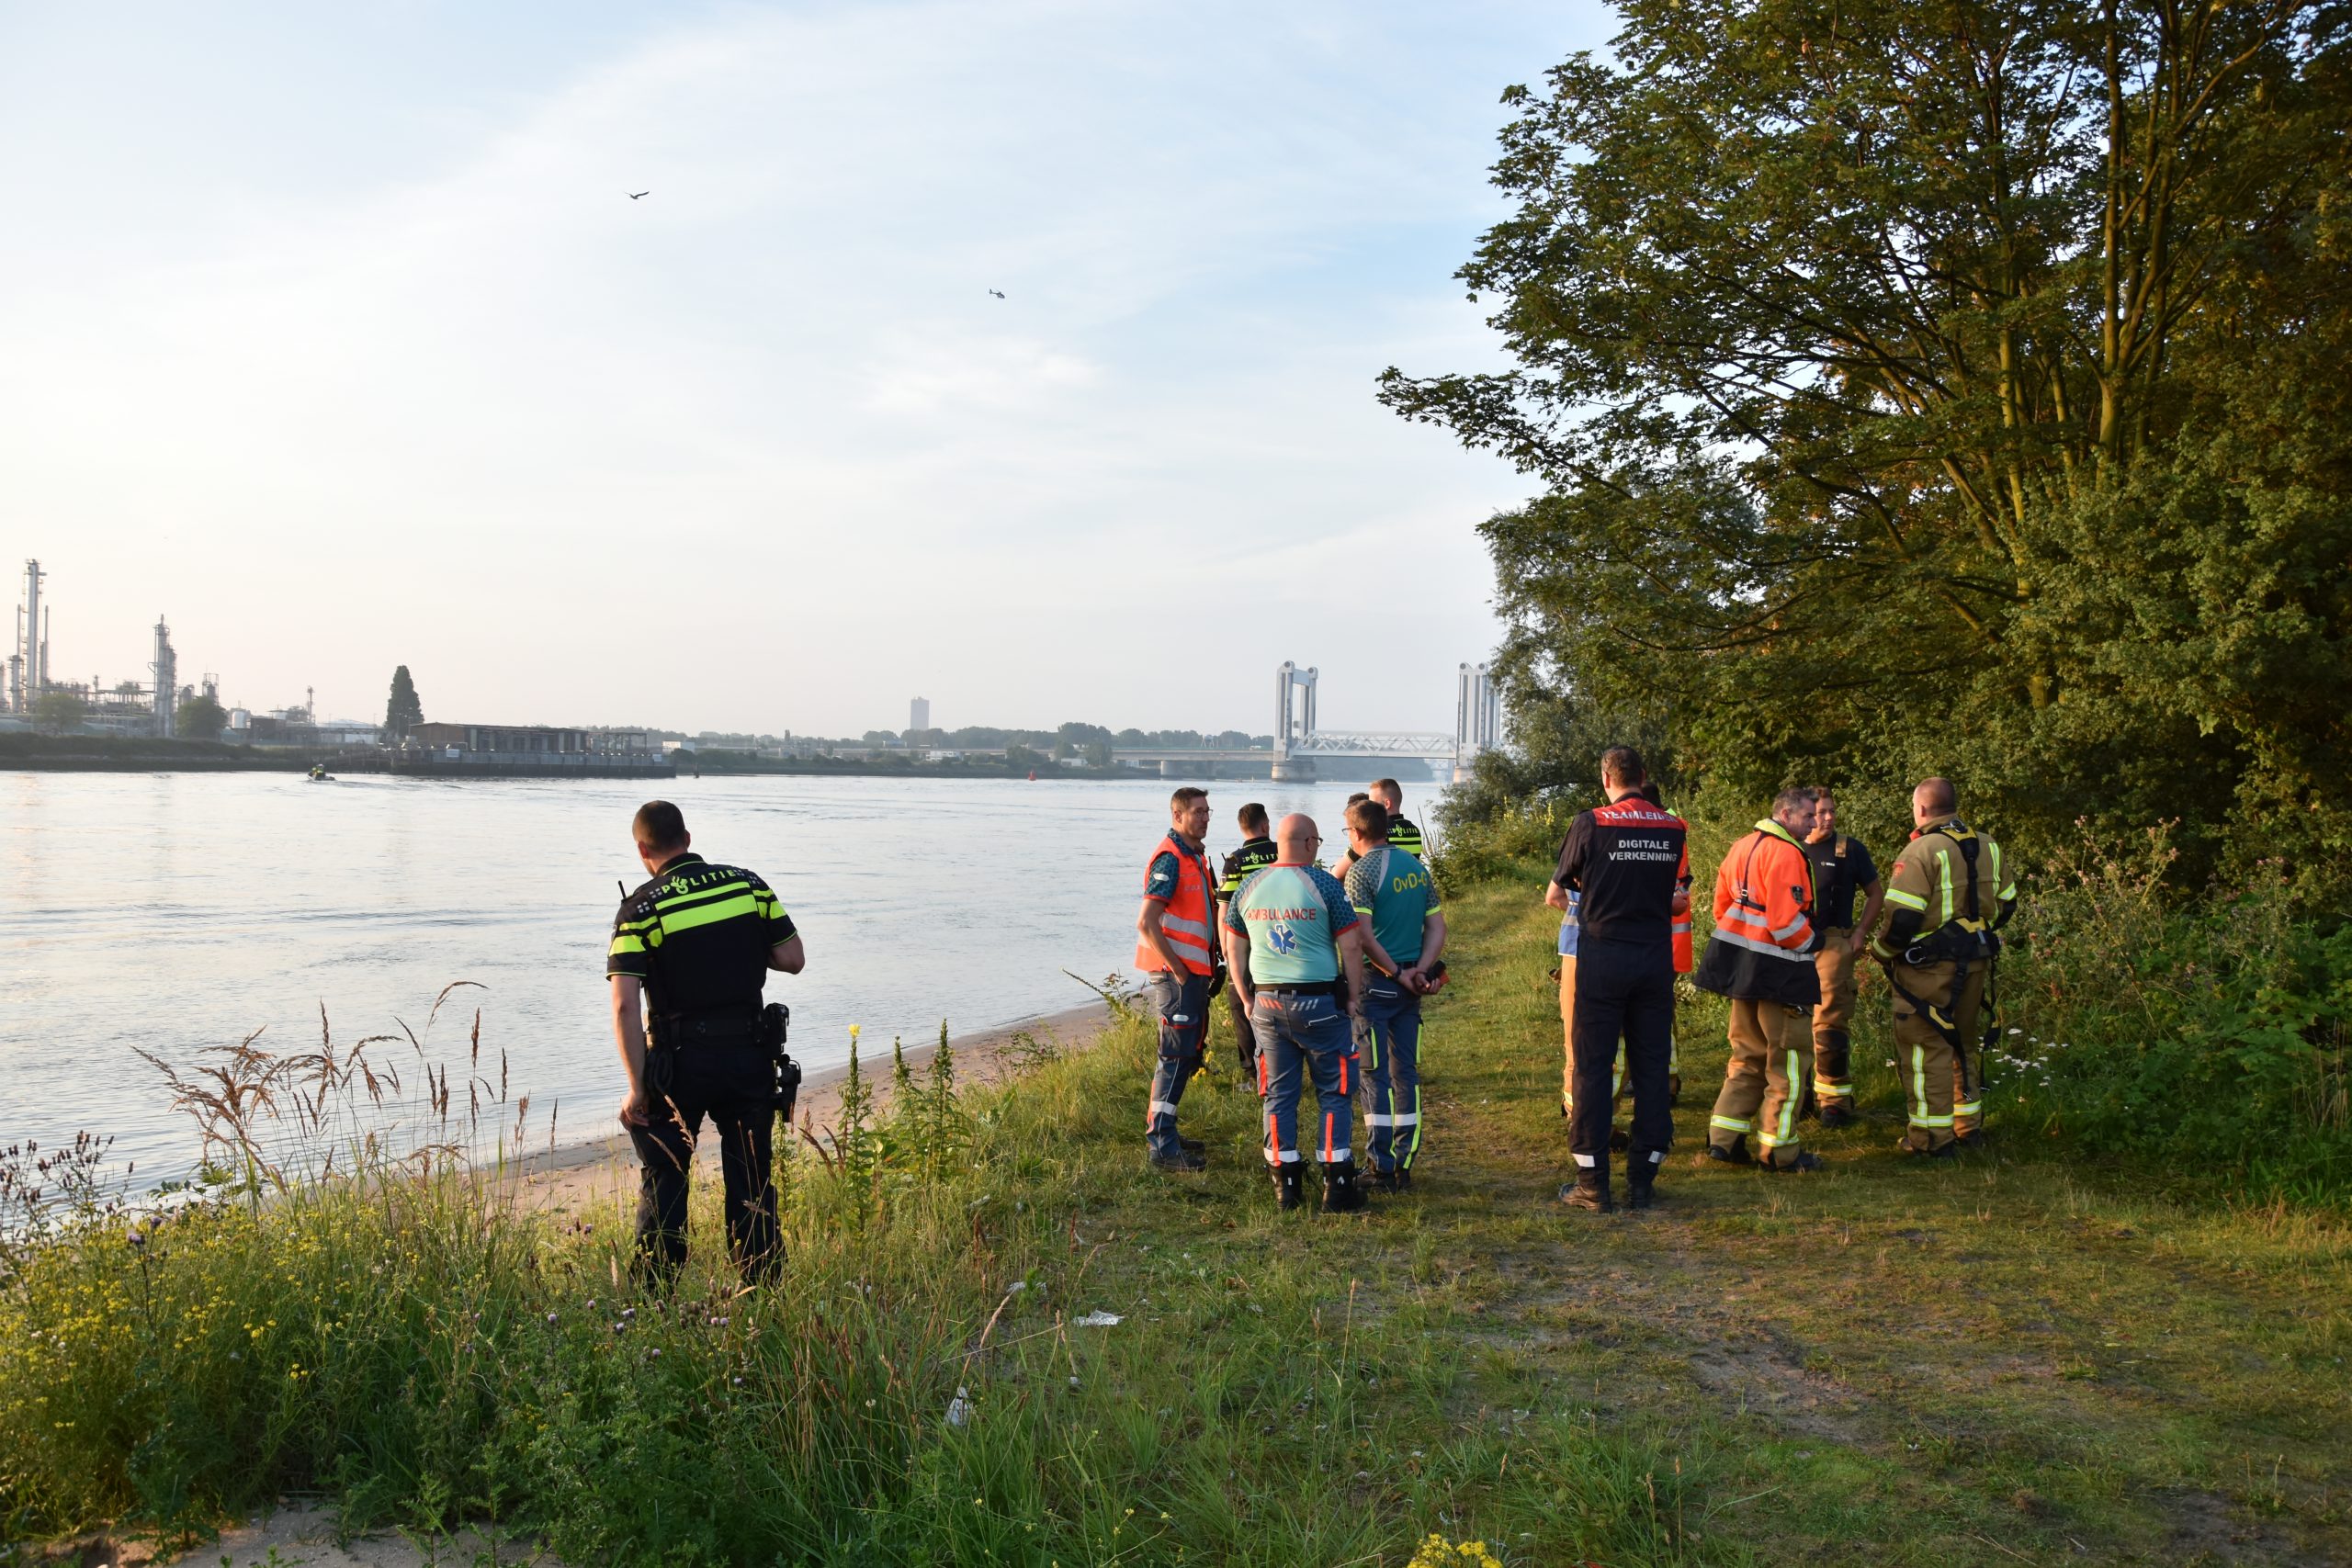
[1369,778,1427,859]
[608,800,805,1283]
[1802,787,1884,1128]
[1341,797,1445,1191]
[1215,802,1280,1083]
[1222,812,1372,1213]
[1136,786,1216,1172]
[1871,777,2018,1156]
[1696,787,1824,1170]
[1547,746,1690,1213]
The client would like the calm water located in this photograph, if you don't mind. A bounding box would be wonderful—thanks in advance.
[0,770,1427,1177]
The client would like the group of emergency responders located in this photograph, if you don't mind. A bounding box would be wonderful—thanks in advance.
[1136,752,2019,1216]
[1135,780,1444,1213]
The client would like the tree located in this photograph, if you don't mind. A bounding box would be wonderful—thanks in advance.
[32,691,85,734]
[176,694,228,740]
[382,666,424,743]
[1383,0,2352,880]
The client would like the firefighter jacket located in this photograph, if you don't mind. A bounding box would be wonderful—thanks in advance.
[1693,819,1822,1006]
[1870,817,2017,964]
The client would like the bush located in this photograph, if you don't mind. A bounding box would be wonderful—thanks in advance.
[1987,827,2352,1204]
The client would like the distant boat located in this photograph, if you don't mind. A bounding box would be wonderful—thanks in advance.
[1027,770,1037,781]
[308,763,329,782]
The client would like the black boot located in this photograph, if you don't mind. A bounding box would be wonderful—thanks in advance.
[1625,1153,1663,1210]
[1149,1144,1206,1173]
[1272,1164,1305,1210]
[1699,1136,1752,1168]
[1179,1135,1206,1156]
[1558,1167,1612,1213]
[1320,1158,1367,1214]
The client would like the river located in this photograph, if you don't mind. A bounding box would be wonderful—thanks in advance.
[0,770,1437,1179]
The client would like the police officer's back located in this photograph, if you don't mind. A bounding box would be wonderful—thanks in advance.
[608,800,805,1281]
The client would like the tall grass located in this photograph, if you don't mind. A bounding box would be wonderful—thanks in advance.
[0,999,1707,1564]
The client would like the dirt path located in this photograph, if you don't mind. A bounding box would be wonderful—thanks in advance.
[1313,882,2352,1562]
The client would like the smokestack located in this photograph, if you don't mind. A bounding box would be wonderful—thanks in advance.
[152,615,177,739]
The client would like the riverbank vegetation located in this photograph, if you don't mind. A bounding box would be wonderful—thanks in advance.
[8,882,2350,1564]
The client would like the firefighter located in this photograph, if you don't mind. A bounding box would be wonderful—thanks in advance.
[1802,787,1884,1128]
[1546,746,1689,1212]
[1136,786,1216,1172]
[1871,777,2018,1156]
[1695,787,1824,1171]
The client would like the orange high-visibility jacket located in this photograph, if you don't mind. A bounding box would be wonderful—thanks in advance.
[1136,832,1216,976]
[1692,819,1821,1004]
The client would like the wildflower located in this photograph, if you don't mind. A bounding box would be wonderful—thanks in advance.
[547,1312,558,1324]
[650,1348,662,1359]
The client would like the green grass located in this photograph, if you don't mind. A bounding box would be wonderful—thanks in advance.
[5,879,2349,1564]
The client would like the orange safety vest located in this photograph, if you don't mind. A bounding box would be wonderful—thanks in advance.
[1136,832,1216,976]
[1671,908,1694,974]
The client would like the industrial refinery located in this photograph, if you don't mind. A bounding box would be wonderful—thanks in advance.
[0,558,294,740]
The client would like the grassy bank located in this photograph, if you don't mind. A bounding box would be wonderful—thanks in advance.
[6,886,2351,1564]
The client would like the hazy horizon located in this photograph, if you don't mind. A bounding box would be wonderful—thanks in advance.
[0,1,1611,739]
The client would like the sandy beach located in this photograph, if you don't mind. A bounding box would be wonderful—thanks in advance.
[508,999,1114,1217]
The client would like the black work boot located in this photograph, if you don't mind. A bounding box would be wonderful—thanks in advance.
[1699,1136,1752,1168]
[1764,1150,1825,1173]
[1625,1153,1663,1210]
[1272,1164,1305,1210]
[1178,1135,1206,1156]
[1149,1144,1206,1173]
[1817,1103,1857,1130]
[1558,1167,1612,1213]
[1320,1158,1367,1214]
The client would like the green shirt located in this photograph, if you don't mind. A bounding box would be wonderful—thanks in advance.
[1344,844,1441,972]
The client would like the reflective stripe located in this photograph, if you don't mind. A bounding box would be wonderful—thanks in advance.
[1713,929,1815,962]
[1814,1077,1849,1094]
[1954,1100,1982,1117]
[1937,850,1956,925]
[2000,884,2018,901]
[1160,913,1213,939]
[1367,1114,1395,1128]
[1329,1148,1351,1161]
[1909,1113,1955,1128]
[661,893,763,934]
[1148,1100,1179,1118]
[1389,1112,1421,1127]
[1768,913,1811,942]
[1883,887,1929,912]
[1710,1114,1753,1133]
[1267,1149,1301,1164]
[1776,1051,1802,1146]
[1911,1046,1928,1122]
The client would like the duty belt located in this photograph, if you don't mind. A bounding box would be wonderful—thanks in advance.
[658,1010,763,1043]
[1260,980,1340,997]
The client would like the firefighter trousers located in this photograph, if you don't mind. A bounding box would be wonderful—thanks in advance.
[1890,959,1987,1151]
[1811,931,1858,1110]
[1710,998,1811,1168]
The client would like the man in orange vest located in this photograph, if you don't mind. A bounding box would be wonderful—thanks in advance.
[1136,786,1216,1172]
[1695,787,1826,1171]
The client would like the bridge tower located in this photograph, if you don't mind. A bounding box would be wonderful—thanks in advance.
[1454,662,1498,782]
[1272,661,1318,781]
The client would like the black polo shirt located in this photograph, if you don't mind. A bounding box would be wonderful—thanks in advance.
[1805,834,1879,930]
[1554,795,1690,948]
[607,852,797,1022]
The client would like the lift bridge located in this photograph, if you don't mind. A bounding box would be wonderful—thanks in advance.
[1114,660,1500,782]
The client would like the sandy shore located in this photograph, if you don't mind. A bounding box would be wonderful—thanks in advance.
[508,998,1114,1216]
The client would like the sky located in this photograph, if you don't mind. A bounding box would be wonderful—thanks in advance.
[0,1,1615,739]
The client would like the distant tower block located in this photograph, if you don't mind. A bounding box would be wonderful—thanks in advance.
[151,616,178,738]
[910,695,931,734]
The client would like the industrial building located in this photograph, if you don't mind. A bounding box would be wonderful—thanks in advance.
[6,558,220,739]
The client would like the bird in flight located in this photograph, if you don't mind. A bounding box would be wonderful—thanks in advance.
[628,191,650,200]
[989,288,1006,299]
